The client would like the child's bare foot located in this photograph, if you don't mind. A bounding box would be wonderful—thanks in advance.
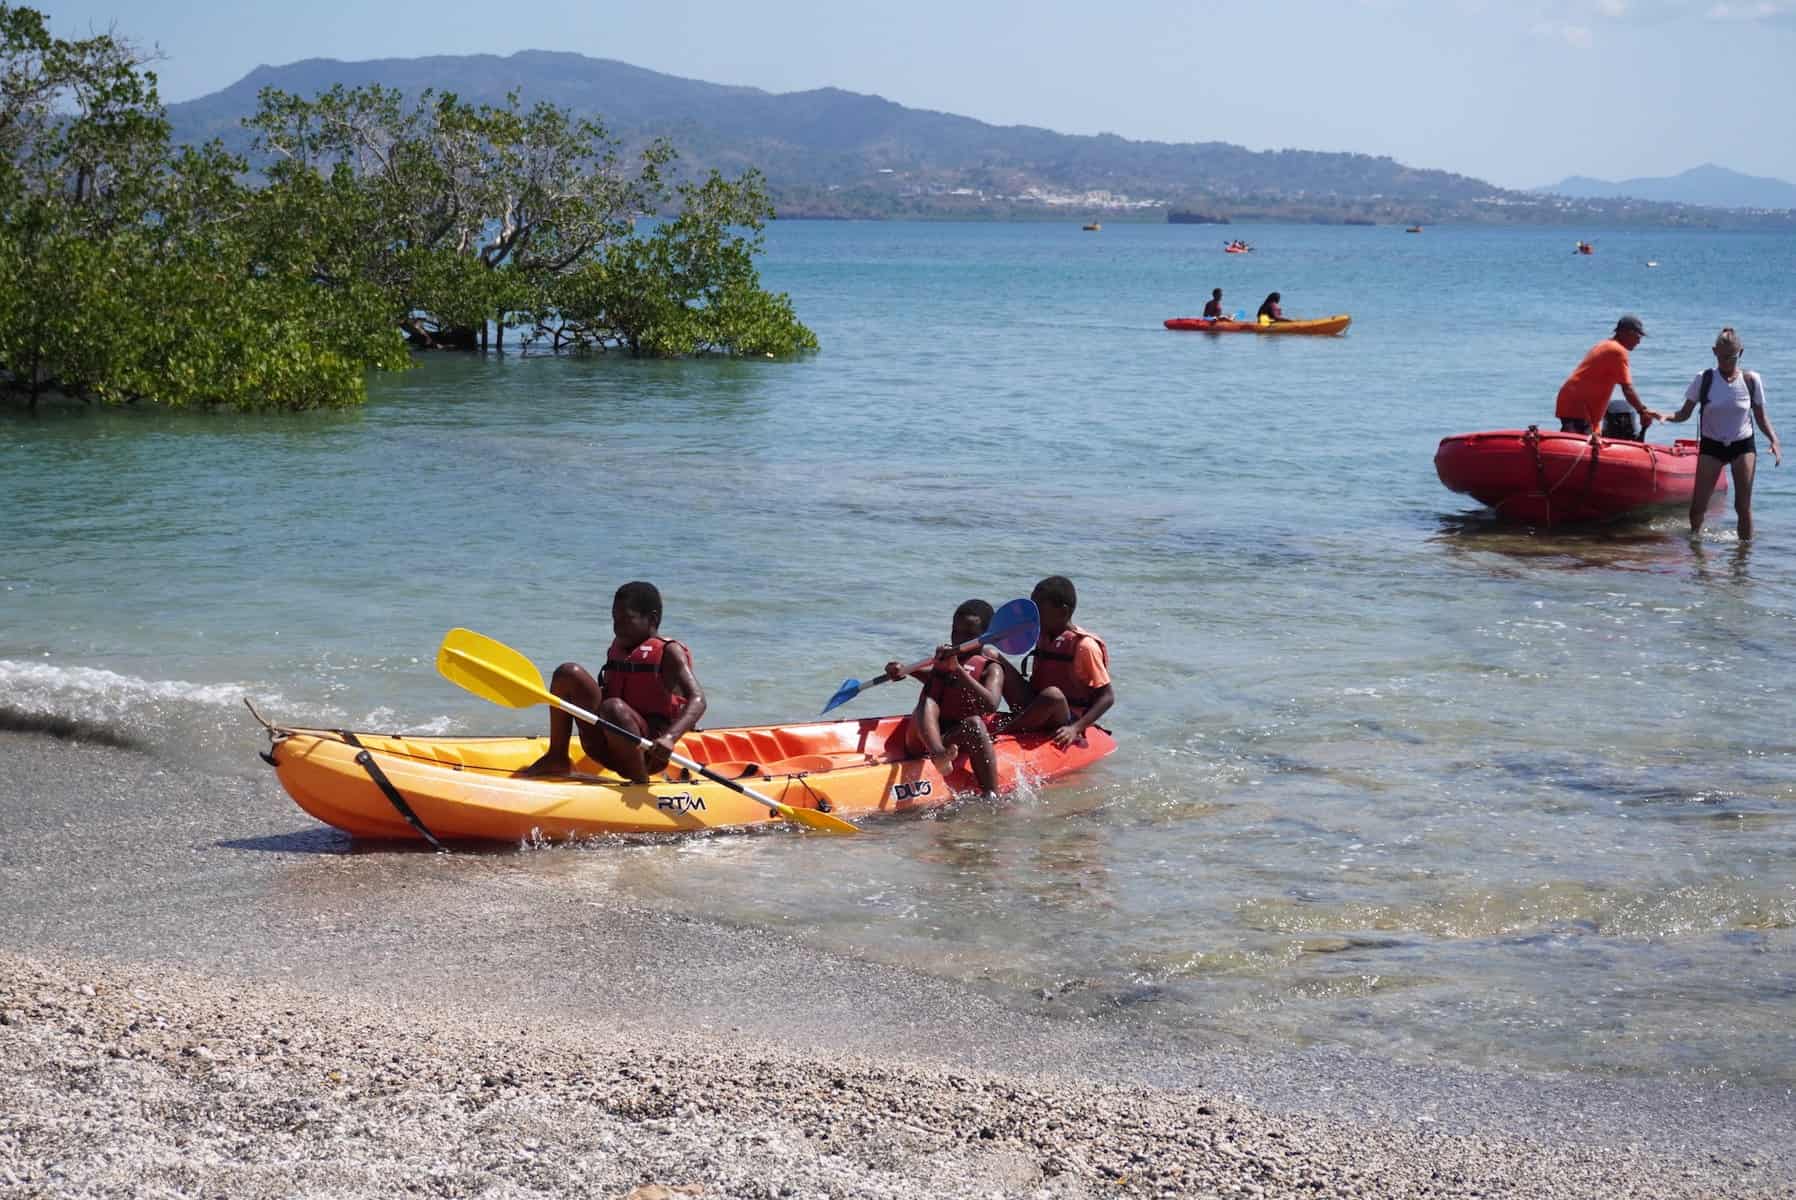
[515,751,571,778]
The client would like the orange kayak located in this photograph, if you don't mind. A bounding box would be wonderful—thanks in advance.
[262,715,1117,843]
[1164,315,1351,336]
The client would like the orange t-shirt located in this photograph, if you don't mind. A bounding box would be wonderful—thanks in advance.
[1069,630,1111,690]
[1555,340,1632,425]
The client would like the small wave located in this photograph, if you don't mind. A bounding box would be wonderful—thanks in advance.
[0,658,269,711]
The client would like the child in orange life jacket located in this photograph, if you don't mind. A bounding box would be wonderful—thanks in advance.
[517,581,707,784]
[996,576,1113,748]
[883,599,1005,795]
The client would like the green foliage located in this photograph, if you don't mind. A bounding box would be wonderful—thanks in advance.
[243,82,816,359]
[542,170,817,357]
[0,4,404,410]
[246,83,670,349]
[0,6,816,413]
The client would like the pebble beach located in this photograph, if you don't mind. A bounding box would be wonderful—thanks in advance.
[5,731,1796,1198]
[3,947,1789,1200]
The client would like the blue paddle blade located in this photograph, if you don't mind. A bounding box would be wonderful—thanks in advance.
[821,678,863,715]
[984,598,1040,655]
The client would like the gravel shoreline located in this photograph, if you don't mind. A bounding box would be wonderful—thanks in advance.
[2,949,1787,1200]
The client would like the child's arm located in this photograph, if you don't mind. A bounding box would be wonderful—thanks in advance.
[1059,683,1115,747]
[963,657,1005,713]
[648,647,707,771]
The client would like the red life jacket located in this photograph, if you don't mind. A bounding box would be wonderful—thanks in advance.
[601,636,692,721]
[1024,626,1108,708]
[923,651,996,722]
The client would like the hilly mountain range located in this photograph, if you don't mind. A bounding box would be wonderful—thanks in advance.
[1540,163,1796,211]
[166,51,1795,227]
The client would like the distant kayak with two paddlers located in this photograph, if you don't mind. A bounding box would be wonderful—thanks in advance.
[1165,314,1352,336]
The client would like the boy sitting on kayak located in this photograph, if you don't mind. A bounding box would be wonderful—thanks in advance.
[518,581,707,783]
[996,576,1114,748]
[884,599,1005,794]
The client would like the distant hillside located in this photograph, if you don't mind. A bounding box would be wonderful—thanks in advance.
[1541,164,1796,211]
[166,52,1792,227]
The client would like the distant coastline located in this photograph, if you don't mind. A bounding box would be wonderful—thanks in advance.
[163,50,1796,232]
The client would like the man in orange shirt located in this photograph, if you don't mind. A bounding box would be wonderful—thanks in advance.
[1554,315,1662,445]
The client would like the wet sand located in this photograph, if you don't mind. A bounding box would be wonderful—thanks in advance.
[2,730,1794,1197]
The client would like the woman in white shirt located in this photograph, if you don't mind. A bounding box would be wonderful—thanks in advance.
[1664,327,1782,539]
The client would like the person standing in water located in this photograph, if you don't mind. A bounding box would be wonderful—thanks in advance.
[1664,327,1782,538]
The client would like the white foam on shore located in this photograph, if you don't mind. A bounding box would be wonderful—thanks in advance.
[0,658,273,714]
[0,659,469,734]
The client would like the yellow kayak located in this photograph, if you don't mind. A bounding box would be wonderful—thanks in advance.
[260,714,1118,843]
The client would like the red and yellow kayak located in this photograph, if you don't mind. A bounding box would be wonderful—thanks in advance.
[1164,315,1352,336]
[262,715,1117,843]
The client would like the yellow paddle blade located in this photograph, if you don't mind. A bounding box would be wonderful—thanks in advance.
[777,804,860,836]
[437,628,551,710]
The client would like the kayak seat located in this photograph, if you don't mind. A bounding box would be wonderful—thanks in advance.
[678,761,761,781]
[746,730,788,761]
[718,731,762,762]
[763,753,837,775]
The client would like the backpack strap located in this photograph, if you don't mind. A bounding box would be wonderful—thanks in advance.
[1700,368,1714,408]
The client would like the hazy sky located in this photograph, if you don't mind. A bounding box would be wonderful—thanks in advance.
[37,0,1796,188]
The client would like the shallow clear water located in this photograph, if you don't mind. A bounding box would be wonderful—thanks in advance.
[4,220,1795,1086]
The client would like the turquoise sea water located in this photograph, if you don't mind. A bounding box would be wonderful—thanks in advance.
[4,220,1795,1086]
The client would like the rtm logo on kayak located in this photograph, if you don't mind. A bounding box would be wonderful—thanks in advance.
[656,792,706,813]
[891,780,934,802]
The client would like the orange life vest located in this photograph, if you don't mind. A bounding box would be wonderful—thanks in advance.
[922,651,996,722]
[601,636,692,721]
[1024,626,1108,708]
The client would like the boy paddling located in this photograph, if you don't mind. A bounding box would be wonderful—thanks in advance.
[997,576,1114,748]
[519,581,707,783]
[885,599,1005,794]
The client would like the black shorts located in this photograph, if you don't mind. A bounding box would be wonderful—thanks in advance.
[1559,417,1593,435]
[1699,435,1756,463]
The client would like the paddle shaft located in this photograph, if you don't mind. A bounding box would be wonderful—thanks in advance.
[870,629,1005,694]
[548,694,798,819]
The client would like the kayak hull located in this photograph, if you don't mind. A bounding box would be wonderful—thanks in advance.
[265,715,1117,843]
[1434,427,1724,525]
[1165,315,1351,336]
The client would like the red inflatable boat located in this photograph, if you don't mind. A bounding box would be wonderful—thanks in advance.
[1435,426,1724,526]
